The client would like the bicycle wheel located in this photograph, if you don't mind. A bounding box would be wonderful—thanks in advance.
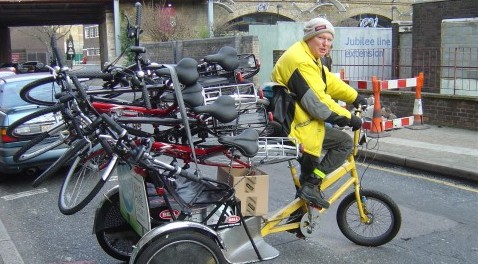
[20,75,62,106]
[133,231,227,264]
[7,104,63,139]
[58,138,117,215]
[336,189,401,247]
[95,189,140,261]
[31,138,87,188]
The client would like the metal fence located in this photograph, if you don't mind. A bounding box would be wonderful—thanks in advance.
[330,47,478,96]
[26,52,47,64]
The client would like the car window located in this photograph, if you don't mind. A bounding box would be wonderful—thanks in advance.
[0,79,60,108]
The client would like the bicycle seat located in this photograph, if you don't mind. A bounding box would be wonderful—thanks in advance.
[203,46,240,72]
[161,82,205,108]
[156,57,199,86]
[218,128,259,158]
[193,95,238,123]
[198,75,232,87]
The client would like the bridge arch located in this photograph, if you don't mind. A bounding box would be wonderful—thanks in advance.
[219,12,294,34]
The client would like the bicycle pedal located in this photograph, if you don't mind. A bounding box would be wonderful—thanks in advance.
[307,202,323,210]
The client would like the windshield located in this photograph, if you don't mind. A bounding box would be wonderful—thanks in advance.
[0,79,60,108]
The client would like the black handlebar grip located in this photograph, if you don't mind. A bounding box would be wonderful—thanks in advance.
[135,2,142,29]
[87,116,105,133]
[70,75,89,102]
[141,81,152,110]
[101,113,127,138]
[57,93,75,104]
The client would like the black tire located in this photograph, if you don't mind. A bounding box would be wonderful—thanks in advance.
[71,71,114,80]
[31,138,87,188]
[7,104,63,139]
[133,231,227,264]
[95,190,139,261]
[13,131,68,162]
[20,76,62,106]
[58,138,117,215]
[336,189,401,247]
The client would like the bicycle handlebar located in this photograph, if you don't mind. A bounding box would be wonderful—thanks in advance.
[101,113,127,139]
[135,2,142,32]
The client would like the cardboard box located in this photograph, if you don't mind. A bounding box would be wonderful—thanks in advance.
[217,167,269,216]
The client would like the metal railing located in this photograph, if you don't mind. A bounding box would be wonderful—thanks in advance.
[331,47,478,96]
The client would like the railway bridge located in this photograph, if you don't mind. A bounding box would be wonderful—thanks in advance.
[0,0,415,64]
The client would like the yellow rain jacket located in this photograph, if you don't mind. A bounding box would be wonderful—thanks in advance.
[271,41,358,157]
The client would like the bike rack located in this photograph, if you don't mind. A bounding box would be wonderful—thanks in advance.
[251,137,299,165]
[203,83,258,109]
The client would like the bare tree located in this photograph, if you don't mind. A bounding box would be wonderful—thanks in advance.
[18,25,72,62]
[141,1,212,41]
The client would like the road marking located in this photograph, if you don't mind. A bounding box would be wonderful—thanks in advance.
[1,188,48,201]
[360,163,478,193]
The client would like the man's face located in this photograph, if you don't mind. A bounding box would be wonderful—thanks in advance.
[306,32,334,59]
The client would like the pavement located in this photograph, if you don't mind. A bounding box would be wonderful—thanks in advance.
[355,123,478,183]
[0,123,477,264]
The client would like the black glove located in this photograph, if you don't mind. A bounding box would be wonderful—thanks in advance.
[349,115,362,131]
[352,94,367,109]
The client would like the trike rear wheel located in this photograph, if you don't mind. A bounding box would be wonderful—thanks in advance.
[336,189,401,246]
[133,231,227,264]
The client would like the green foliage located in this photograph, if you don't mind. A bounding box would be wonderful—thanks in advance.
[197,26,210,39]
[119,14,136,66]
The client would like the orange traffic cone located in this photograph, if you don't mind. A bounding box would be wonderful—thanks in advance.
[368,76,390,138]
[408,72,429,130]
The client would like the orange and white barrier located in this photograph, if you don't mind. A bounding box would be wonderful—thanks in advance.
[354,73,425,132]
[362,116,414,130]
[343,77,419,91]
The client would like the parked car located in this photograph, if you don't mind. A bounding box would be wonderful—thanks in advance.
[0,62,22,73]
[0,73,67,177]
[21,61,49,73]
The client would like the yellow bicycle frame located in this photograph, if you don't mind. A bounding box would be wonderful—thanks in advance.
[261,110,370,237]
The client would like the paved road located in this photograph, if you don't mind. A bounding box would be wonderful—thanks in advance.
[1,161,477,264]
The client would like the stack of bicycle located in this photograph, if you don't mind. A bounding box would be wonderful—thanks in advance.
[8,3,401,264]
[6,3,297,262]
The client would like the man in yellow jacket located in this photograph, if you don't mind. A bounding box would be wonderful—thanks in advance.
[271,17,366,208]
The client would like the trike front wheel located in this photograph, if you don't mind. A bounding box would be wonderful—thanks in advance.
[336,189,401,247]
[94,189,139,261]
[133,231,227,264]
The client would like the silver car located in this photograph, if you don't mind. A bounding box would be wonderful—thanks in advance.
[0,73,67,177]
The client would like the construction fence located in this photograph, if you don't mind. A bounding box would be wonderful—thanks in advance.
[331,47,478,97]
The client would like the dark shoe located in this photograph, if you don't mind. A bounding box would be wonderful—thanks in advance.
[298,182,330,209]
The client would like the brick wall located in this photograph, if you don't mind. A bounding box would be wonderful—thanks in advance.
[143,36,477,130]
[273,48,477,130]
[143,35,258,64]
[413,0,478,93]
[359,90,478,131]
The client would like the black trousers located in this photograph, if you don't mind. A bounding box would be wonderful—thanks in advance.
[299,126,353,185]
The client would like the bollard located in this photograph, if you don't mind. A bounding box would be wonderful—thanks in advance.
[408,72,429,130]
[368,76,390,138]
